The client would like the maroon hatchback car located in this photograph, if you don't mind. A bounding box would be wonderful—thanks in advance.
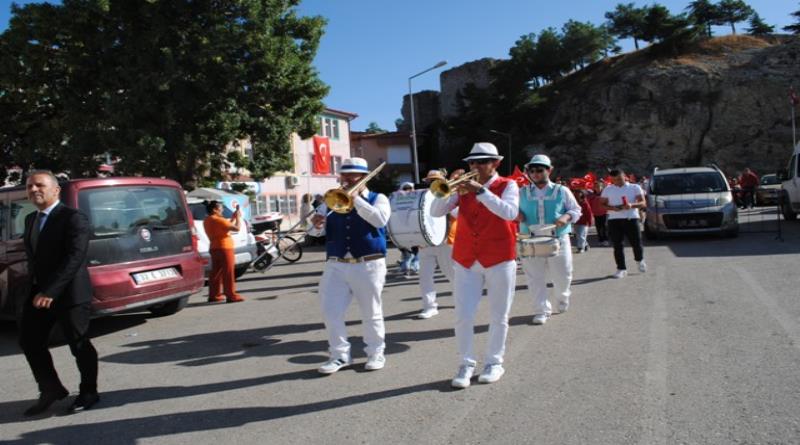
[0,177,205,320]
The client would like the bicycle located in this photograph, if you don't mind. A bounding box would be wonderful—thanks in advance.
[252,230,304,272]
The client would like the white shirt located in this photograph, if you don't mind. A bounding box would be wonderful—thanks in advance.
[315,188,390,229]
[525,181,582,224]
[37,200,61,230]
[601,183,644,220]
[431,173,519,221]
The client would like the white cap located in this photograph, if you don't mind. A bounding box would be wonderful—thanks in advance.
[462,142,503,162]
[525,154,552,168]
[339,157,370,174]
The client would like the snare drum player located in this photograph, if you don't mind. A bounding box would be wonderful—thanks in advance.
[310,157,391,374]
[518,155,581,326]
[431,143,519,388]
[415,169,457,319]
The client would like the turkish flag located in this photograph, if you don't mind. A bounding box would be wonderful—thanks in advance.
[508,166,530,187]
[312,136,331,174]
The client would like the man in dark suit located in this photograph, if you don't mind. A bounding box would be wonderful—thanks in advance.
[20,170,99,416]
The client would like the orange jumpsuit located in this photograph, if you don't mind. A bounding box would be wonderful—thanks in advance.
[203,215,243,302]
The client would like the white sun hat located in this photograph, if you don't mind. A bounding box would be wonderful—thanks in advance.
[462,142,503,162]
[339,157,370,174]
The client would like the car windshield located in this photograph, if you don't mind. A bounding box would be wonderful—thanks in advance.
[760,175,779,185]
[79,186,188,237]
[651,172,727,195]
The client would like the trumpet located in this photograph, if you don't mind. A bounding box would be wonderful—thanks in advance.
[324,162,387,214]
[430,171,479,199]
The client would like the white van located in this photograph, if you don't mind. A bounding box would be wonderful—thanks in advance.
[187,198,258,278]
[779,142,800,221]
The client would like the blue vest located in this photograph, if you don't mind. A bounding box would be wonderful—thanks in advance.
[326,191,387,258]
[519,182,572,237]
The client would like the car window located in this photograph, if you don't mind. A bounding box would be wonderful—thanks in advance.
[651,172,727,195]
[9,199,36,240]
[760,175,779,186]
[794,155,799,179]
[0,199,6,240]
[79,186,188,237]
[188,202,233,221]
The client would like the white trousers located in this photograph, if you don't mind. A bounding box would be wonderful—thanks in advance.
[521,235,573,316]
[418,243,454,310]
[453,259,517,366]
[318,259,387,360]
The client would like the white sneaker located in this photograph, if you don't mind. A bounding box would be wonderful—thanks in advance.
[478,364,505,384]
[613,270,627,279]
[364,353,385,371]
[638,260,647,273]
[418,308,439,319]
[318,357,352,374]
[532,314,549,325]
[451,364,476,389]
[558,301,569,313]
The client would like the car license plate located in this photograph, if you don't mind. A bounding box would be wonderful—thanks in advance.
[133,267,180,284]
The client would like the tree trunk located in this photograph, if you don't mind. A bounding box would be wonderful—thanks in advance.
[634,38,639,50]
[731,22,736,34]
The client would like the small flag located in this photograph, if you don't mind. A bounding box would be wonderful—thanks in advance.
[791,87,800,106]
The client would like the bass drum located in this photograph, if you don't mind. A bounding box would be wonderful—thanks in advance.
[387,190,446,249]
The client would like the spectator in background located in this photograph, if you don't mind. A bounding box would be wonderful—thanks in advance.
[393,182,419,277]
[738,168,759,209]
[204,200,244,303]
[601,168,647,279]
[300,193,314,230]
[588,181,609,246]
[574,190,593,253]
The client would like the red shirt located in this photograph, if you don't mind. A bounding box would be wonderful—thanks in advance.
[739,172,759,189]
[576,199,594,226]
[452,178,517,268]
[587,192,607,217]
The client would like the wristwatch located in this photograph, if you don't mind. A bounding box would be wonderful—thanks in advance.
[475,187,487,196]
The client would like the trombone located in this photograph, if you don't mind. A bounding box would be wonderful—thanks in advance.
[324,162,387,214]
[430,171,479,199]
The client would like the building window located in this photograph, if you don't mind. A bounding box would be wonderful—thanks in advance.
[387,146,412,164]
[320,116,340,140]
[268,195,299,215]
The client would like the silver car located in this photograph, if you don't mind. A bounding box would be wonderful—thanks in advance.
[644,166,739,239]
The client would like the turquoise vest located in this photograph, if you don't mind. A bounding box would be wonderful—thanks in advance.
[519,182,572,237]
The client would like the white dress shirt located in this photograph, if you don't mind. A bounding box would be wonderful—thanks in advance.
[431,174,519,221]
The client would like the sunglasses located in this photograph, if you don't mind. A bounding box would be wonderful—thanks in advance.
[468,159,493,165]
[402,187,413,191]
[526,166,548,173]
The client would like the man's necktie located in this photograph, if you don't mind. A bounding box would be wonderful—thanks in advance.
[30,211,43,252]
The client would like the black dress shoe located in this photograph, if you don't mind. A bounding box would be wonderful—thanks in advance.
[23,389,69,416]
[68,392,100,412]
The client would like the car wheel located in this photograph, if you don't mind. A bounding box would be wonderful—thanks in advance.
[781,195,797,221]
[148,296,189,317]
[234,264,249,279]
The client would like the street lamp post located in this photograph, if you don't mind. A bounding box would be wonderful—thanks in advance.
[490,129,513,175]
[409,60,447,183]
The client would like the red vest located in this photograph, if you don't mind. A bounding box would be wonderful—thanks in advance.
[452,177,517,268]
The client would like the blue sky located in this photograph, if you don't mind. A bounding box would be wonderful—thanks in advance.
[2,0,795,130]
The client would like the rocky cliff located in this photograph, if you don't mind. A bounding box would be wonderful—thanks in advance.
[539,35,800,177]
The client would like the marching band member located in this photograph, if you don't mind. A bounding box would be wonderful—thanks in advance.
[415,169,458,319]
[311,158,391,374]
[431,143,519,389]
[517,155,581,326]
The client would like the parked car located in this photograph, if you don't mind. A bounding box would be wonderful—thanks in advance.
[778,142,800,221]
[0,177,205,320]
[755,174,781,207]
[187,197,257,279]
[644,165,739,239]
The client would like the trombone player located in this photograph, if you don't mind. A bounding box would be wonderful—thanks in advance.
[311,157,391,375]
[431,143,520,389]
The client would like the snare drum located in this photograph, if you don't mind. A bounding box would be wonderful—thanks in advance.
[516,236,560,258]
[387,190,446,249]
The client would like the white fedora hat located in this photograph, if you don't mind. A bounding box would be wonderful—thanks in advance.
[339,157,370,174]
[463,142,503,162]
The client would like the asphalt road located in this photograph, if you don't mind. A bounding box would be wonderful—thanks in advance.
[1,208,799,445]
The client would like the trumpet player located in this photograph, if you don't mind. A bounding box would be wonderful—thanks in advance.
[517,154,581,326]
[431,143,519,389]
[310,157,391,374]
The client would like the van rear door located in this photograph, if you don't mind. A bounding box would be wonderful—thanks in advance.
[77,185,193,266]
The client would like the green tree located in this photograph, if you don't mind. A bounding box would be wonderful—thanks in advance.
[561,20,611,71]
[364,121,387,134]
[604,3,647,50]
[784,4,800,34]
[532,28,570,83]
[716,0,754,34]
[746,12,774,35]
[0,0,329,186]
[686,0,724,37]
[640,4,690,43]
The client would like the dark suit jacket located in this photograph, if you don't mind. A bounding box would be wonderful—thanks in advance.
[23,202,92,306]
